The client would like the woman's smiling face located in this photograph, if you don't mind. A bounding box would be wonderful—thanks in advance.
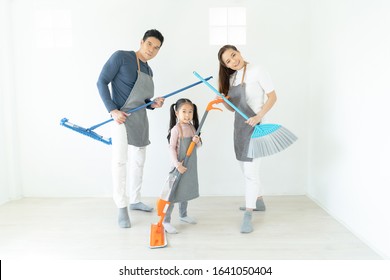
[221,48,245,70]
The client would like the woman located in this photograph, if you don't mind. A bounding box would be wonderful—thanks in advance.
[217,45,277,233]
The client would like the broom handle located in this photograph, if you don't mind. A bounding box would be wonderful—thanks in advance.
[89,76,213,130]
[193,71,250,121]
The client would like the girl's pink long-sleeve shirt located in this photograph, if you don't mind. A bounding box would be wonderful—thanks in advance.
[169,123,201,168]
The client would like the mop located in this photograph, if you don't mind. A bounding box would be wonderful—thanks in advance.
[193,71,297,158]
[149,99,223,249]
[60,77,213,145]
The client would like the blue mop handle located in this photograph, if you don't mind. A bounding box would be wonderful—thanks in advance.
[193,71,249,121]
[89,76,213,130]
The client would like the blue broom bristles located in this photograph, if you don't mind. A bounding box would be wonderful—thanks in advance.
[60,118,112,145]
[251,123,281,138]
[248,125,297,158]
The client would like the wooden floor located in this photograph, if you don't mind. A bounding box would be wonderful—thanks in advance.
[0,196,382,260]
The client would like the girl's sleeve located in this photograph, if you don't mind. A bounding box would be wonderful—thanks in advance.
[168,126,180,168]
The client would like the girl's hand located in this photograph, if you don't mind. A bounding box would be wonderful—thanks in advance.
[177,162,187,174]
[192,135,200,144]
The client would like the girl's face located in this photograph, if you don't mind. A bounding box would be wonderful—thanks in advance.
[221,48,245,71]
[176,103,194,124]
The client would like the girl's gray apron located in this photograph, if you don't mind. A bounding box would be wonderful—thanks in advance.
[120,55,154,147]
[169,135,199,203]
[228,83,255,162]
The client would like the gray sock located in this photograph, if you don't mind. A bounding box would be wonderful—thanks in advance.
[129,202,153,212]
[118,207,131,228]
[240,211,253,233]
[256,197,266,211]
[239,197,266,211]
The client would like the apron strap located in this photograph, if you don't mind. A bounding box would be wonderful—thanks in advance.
[135,52,141,73]
[177,123,184,140]
[177,123,196,150]
[232,62,248,87]
[241,62,247,87]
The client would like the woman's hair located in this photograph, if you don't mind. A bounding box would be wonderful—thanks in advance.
[167,98,199,143]
[218,45,239,95]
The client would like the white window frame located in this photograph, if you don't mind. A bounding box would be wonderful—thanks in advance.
[209,7,246,46]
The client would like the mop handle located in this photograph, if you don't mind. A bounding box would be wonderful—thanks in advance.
[193,71,250,121]
[89,76,213,130]
[182,98,223,164]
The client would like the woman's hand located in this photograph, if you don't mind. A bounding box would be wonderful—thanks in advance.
[246,114,262,127]
[216,94,234,112]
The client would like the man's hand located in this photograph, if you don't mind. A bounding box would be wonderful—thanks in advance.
[110,109,130,124]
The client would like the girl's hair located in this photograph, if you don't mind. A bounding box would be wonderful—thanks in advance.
[217,45,239,95]
[167,98,199,143]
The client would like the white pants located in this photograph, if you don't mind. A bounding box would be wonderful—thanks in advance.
[111,123,146,208]
[238,157,263,209]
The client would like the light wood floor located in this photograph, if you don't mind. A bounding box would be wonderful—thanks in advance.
[0,196,382,260]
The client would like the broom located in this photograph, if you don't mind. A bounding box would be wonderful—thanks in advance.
[193,71,297,158]
[60,76,213,145]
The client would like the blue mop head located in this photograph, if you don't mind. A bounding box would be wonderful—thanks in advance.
[60,118,112,145]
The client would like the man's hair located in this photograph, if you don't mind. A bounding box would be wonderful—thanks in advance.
[143,29,164,47]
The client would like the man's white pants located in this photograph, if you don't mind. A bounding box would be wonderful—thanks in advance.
[111,123,146,208]
[238,157,263,209]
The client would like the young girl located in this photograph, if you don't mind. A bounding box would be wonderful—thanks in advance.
[217,45,277,233]
[163,98,201,234]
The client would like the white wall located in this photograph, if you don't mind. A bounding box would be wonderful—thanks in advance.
[8,0,307,198]
[308,0,390,258]
[0,0,22,205]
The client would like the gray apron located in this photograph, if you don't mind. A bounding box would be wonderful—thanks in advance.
[120,55,154,146]
[228,83,255,162]
[169,135,199,203]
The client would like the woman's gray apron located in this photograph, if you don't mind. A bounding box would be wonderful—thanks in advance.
[169,136,199,203]
[228,83,255,162]
[120,56,154,147]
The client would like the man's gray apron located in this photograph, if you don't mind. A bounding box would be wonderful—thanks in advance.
[228,83,255,162]
[120,56,154,147]
[169,135,199,203]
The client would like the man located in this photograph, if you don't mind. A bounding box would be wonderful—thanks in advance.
[97,29,165,228]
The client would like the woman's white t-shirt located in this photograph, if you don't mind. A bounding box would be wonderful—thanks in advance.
[230,63,275,114]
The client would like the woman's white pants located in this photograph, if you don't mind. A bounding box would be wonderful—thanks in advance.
[111,123,146,208]
[238,157,263,209]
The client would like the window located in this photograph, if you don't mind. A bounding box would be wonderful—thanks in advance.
[34,9,72,48]
[209,7,246,45]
